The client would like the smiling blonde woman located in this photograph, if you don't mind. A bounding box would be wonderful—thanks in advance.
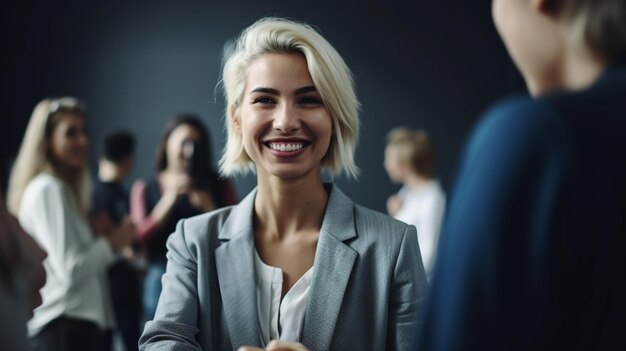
[139,17,428,351]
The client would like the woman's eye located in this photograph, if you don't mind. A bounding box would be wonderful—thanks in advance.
[253,97,275,104]
[299,96,323,105]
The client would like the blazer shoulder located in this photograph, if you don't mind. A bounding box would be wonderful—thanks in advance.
[353,204,414,239]
[176,205,236,243]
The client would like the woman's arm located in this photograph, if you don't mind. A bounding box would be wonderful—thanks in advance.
[131,179,174,244]
[387,224,428,350]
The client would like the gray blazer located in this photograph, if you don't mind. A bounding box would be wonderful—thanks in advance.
[140,184,428,351]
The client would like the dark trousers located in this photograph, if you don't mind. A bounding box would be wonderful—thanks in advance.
[30,316,102,351]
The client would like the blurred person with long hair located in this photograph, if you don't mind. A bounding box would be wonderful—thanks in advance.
[7,97,136,351]
[130,114,237,322]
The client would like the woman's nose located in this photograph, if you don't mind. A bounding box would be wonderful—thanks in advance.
[78,132,89,147]
[272,104,301,133]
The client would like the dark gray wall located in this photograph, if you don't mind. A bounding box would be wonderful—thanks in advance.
[1,0,525,212]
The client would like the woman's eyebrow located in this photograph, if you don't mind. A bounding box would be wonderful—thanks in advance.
[249,86,317,96]
[250,87,279,95]
[295,86,317,95]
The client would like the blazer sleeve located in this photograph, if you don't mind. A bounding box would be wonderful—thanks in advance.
[139,219,202,351]
[388,224,428,350]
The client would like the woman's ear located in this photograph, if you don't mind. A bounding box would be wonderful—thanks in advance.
[230,104,242,133]
[532,0,564,17]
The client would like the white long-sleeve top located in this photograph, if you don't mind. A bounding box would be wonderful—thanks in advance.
[394,180,446,281]
[18,173,116,336]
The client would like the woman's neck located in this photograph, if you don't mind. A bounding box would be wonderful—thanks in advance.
[50,160,81,185]
[404,173,432,192]
[254,173,328,240]
[48,161,86,212]
[531,36,606,96]
[561,46,606,92]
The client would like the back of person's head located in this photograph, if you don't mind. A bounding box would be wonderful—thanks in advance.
[155,114,213,174]
[562,0,626,64]
[219,17,360,178]
[386,127,435,179]
[7,97,90,215]
[102,131,135,164]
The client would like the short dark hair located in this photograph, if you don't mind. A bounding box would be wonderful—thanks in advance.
[102,131,135,163]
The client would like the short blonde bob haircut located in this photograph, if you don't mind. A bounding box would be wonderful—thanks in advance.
[7,97,91,215]
[219,17,360,179]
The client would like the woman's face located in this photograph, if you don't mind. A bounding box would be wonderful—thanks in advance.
[233,52,332,181]
[48,112,88,172]
[165,124,202,172]
[384,145,408,183]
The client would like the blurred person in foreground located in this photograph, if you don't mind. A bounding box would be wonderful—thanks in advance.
[0,187,46,351]
[384,127,445,281]
[417,0,626,350]
[139,17,428,351]
[7,97,136,351]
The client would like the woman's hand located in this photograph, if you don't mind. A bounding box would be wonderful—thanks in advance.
[148,172,193,227]
[106,217,136,252]
[238,340,309,351]
[162,172,192,204]
[90,211,114,236]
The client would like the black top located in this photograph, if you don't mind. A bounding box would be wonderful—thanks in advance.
[90,180,129,224]
[142,173,236,263]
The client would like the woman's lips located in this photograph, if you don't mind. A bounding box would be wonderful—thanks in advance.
[264,140,311,156]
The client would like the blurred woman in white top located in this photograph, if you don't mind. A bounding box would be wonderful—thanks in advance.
[385,127,445,281]
[7,97,135,351]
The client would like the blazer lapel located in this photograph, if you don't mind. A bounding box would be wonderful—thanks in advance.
[301,185,358,351]
[215,189,262,349]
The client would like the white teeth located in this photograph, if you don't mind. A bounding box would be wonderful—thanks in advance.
[269,143,304,152]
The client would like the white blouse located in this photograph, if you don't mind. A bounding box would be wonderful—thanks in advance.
[254,250,313,346]
[19,173,116,336]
